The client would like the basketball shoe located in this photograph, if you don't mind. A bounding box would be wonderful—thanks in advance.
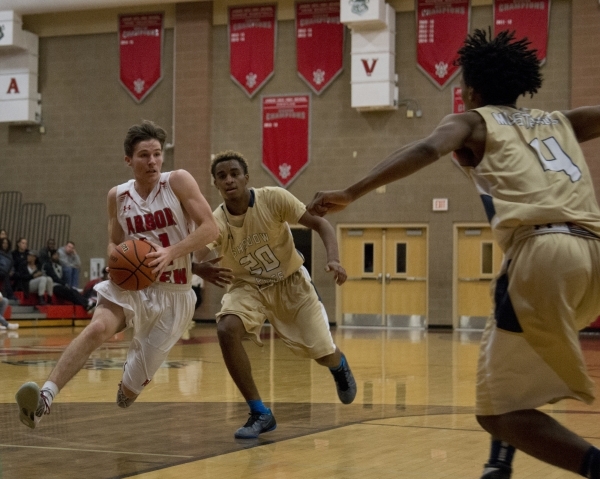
[330,354,357,404]
[480,464,512,479]
[234,410,277,439]
[116,381,137,408]
[15,382,52,429]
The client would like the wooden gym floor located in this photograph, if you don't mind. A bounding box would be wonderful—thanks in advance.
[2,323,600,479]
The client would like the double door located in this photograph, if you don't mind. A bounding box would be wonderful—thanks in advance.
[339,226,428,328]
[454,225,503,329]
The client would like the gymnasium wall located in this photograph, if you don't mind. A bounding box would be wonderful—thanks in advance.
[0,0,586,325]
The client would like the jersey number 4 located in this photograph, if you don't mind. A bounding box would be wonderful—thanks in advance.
[530,136,582,182]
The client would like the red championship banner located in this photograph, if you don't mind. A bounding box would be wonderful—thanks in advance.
[119,13,163,103]
[296,1,344,95]
[229,5,277,98]
[494,0,550,64]
[416,0,469,89]
[262,94,310,188]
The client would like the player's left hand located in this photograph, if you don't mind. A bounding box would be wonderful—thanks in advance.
[325,260,347,286]
[193,256,234,287]
[145,240,176,277]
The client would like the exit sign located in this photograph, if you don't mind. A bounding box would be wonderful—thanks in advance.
[433,198,448,211]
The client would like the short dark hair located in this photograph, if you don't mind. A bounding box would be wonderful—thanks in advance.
[210,150,249,177]
[456,29,542,106]
[124,120,167,158]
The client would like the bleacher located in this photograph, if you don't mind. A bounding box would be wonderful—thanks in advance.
[1,190,91,326]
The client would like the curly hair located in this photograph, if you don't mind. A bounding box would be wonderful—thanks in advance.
[123,120,167,158]
[456,29,542,106]
[210,150,249,177]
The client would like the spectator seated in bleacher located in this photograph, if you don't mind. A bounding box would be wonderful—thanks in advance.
[0,237,16,300]
[43,251,94,311]
[11,238,29,294]
[57,241,81,290]
[38,238,57,268]
[12,245,53,305]
[82,265,109,309]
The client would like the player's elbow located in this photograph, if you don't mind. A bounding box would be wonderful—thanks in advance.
[206,220,220,243]
[413,140,442,162]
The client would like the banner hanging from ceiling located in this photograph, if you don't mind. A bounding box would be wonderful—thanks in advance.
[119,13,163,103]
[296,1,344,95]
[494,0,550,64]
[416,0,469,89]
[229,5,277,98]
[262,94,310,188]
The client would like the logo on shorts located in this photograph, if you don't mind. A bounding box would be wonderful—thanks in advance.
[142,379,151,387]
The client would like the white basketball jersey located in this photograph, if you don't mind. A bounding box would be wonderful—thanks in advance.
[116,171,193,286]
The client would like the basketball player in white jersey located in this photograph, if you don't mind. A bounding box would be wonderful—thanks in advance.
[192,150,356,439]
[308,30,600,479]
[15,120,218,429]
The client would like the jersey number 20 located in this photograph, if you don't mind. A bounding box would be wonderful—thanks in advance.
[240,245,281,275]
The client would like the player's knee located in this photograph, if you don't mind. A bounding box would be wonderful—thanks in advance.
[217,315,244,342]
[84,318,117,344]
[476,414,499,435]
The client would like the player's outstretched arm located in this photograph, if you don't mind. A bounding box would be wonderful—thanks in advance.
[297,211,347,285]
[147,169,219,275]
[307,113,476,217]
[563,106,600,143]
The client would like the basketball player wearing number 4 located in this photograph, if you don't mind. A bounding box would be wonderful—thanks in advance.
[308,30,600,479]
[15,121,218,429]
[192,150,356,440]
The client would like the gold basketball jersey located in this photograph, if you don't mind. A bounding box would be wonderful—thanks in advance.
[208,187,306,288]
[457,106,600,251]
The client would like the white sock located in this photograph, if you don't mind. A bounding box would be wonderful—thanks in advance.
[41,381,59,405]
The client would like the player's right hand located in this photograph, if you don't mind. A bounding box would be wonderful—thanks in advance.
[307,190,353,217]
[193,256,234,288]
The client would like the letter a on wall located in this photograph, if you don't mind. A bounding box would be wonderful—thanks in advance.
[229,5,277,98]
[119,13,163,103]
[262,94,310,187]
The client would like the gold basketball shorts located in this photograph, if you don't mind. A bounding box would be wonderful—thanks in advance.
[216,266,336,359]
[476,232,600,416]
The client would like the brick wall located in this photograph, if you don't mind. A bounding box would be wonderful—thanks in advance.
[208,1,572,324]
[572,0,600,193]
[0,0,578,323]
[173,2,214,319]
[0,31,174,286]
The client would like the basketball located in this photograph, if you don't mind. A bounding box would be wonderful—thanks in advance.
[108,239,158,291]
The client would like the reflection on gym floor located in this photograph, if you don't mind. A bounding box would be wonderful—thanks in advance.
[1,324,599,478]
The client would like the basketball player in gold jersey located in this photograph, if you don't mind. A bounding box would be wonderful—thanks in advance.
[193,150,356,439]
[308,30,600,479]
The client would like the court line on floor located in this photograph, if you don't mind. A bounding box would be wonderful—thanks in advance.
[0,443,194,458]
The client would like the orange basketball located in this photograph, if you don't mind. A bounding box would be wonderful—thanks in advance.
[108,239,158,291]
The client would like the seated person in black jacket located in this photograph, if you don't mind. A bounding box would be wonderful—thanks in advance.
[43,251,93,311]
[12,247,53,305]
[0,237,16,300]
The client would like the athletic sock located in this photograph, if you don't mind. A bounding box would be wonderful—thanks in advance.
[247,399,270,415]
[329,355,346,373]
[486,439,515,469]
[579,446,600,479]
[41,381,59,407]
